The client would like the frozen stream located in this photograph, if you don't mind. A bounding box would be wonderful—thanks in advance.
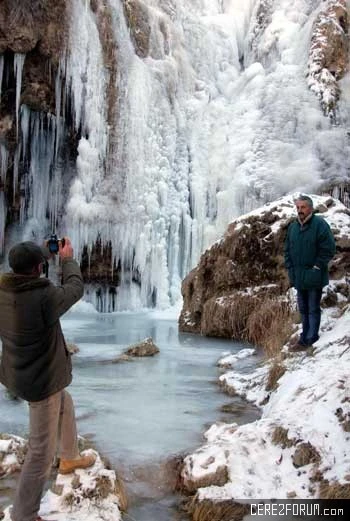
[0,310,260,520]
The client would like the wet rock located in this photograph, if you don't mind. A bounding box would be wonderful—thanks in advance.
[124,337,160,357]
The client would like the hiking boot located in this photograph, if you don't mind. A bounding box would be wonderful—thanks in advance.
[288,336,311,353]
[58,453,96,474]
[289,341,311,352]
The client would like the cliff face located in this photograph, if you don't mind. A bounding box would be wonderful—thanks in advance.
[179,196,350,343]
[0,0,69,231]
[0,0,68,118]
[308,0,349,119]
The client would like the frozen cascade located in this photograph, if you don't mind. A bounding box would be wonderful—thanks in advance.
[0,145,8,254]
[1,1,349,309]
[60,0,350,310]
[0,54,4,101]
[14,54,25,139]
[0,192,5,255]
[18,107,64,238]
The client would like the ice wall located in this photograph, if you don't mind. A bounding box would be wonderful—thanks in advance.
[2,0,348,310]
[61,0,349,310]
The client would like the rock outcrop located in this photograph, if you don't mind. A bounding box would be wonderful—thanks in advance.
[179,195,350,346]
[308,0,349,118]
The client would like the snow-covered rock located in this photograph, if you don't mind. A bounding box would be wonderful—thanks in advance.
[0,447,125,521]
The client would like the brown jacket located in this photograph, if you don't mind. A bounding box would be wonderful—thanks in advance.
[0,259,84,402]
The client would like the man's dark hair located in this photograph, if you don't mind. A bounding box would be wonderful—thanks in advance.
[294,194,314,208]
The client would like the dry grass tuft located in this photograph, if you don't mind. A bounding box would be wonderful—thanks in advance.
[114,473,128,512]
[271,426,296,449]
[246,298,294,357]
[180,466,229,495]
[202,293,294,358]
[319,481,350,499]
[265,363,286,391]
[186,497,250,521]
[202,294,256,339]
[63,491,74,507]
[95,475,113,499]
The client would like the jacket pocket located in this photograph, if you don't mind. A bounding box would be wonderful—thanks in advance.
[302,267,322,289]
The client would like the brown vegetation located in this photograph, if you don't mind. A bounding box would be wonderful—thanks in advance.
[292,442,321,468]
[180,466,229,495]
[185,497,250,521]
[246,298,294,357]
[319,481,350,499]
[201,293,294,357]
[271,426,296,449]
[265,363,286,391]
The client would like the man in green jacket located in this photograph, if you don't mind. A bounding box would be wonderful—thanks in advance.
[0,239,95,521]
[284,195,336,351]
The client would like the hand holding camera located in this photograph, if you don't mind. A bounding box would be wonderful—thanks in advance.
[46,234,74,259]
[59,237,74,260]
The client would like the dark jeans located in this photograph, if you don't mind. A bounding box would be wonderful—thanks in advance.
[297,288,323,345]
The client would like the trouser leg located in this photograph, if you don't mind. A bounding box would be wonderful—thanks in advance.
[11,392,62,521]
[58,390,79,460]
[297,289,309,343]
[306,288,322,344]
[11,389,79,521]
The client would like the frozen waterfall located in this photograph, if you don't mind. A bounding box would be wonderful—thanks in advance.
[1,0,349,310]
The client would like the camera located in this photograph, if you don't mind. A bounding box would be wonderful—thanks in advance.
[47,234,65,254]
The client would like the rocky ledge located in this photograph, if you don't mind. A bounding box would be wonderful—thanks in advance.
[179,195,350,349]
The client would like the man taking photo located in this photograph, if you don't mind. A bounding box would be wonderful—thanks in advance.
[0,238,95,521]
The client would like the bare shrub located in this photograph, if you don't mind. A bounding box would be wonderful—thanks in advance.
[265,363,286,391]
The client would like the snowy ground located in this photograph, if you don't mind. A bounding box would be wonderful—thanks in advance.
[182,301,350,501]
[0,448,123,521]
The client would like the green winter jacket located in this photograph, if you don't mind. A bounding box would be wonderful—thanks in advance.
[0,259,83,402]
[284,214,336,291]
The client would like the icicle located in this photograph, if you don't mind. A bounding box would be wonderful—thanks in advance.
[0,144,8,184]
[12,146,20,206]
[0,191,6,256]
[20,105,31,161]
[0,54,4,102]
[14,53,26,139]
[55,65,63,159]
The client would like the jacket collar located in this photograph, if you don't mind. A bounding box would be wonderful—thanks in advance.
[0,273,51,293]
[297,212,314,228]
